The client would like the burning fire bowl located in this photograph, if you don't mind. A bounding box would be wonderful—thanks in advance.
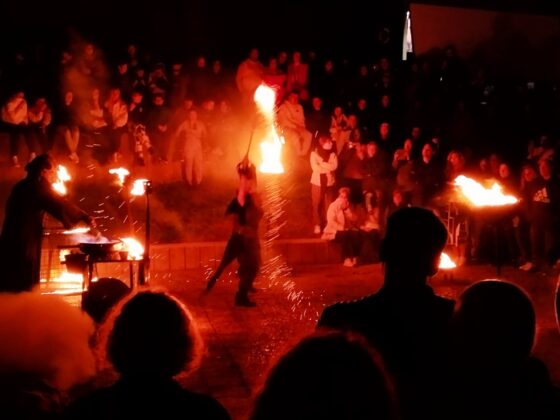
[79,241,121,258]
[469,203,518,223]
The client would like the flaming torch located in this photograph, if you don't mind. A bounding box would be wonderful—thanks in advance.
[108,167,130,187]
[52,165,71,195]
[251,84,292,292]
[253,84,284,174]
[129,179,152,284]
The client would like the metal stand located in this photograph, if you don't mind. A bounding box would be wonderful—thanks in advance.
[138,181,152,285]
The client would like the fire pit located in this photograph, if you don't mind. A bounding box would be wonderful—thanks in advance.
[79,240,121,259]
[453,175,519,275]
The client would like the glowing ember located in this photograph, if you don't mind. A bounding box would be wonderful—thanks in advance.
[62,227,90,235]
[254,84,284,174]
[454,175,518,207]
[119,237,144,260]
[108,167,130,186]
[439,252,457,269]
[52,165,71,195]
[130,179,148,196]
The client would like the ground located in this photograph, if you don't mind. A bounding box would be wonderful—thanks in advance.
[57,263,560,419]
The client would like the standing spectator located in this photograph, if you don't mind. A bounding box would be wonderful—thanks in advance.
[262,57,287,106]
[57,91,80,163]
[310,135,338,234]
[236,48,264,104]
[305,97,331,143]
[286,51,309,93]
[2,91,29,167]
[146,94,171,162]
[319,207,453,420]
[176,109,206,186]
[104,88,129,163]
[27,96,52,155]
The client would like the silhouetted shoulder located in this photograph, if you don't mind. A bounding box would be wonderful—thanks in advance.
[318,294,379,330]
[63,381,231,420]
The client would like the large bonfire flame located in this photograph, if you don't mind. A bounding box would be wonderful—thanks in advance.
[454,175,518,207]
[439,252,457,269]
[52,165,71,195]
[108,167,130,186]
[254,84,284,174]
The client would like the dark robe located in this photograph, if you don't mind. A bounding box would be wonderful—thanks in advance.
[0,176,90,292]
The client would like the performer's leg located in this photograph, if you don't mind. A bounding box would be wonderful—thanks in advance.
[235,238,259,306]
[205,234,242,291]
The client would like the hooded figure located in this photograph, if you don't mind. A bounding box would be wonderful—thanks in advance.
[0,154,93,292]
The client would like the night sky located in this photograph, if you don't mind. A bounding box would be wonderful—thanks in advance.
[0,0,556,64]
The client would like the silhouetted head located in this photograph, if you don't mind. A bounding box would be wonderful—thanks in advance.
[107,291,202,378]
[380,208,447,283]
[451,280,535,366]
[251,332,396,420]
[25,154,53,179]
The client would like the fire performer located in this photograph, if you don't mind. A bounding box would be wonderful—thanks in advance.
[205,158,263,307]
[0,154,94,292]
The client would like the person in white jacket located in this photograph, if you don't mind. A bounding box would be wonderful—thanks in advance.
[277,91,312,157]
[322,187,363,267]
[310,135,338,234]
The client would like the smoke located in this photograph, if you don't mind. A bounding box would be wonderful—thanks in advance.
[0,292,96,391]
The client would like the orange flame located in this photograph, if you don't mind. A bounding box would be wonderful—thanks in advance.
[52,165,71,195]
[130,179,148,196]
[108,167,130,186]
[439,252,457,269]
[62,227,90,235]
[254,84,284,174]
[454,175,518,207]
[119,237,144,260]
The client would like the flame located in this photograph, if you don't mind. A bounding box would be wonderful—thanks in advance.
[439,252,457,269]
[62,227,90,235]
[40,271,84,295]
[52,165,71,195]
[119,237,144,260]
[254,84,284,174]
[130,179,148,196]
[454,175,518,207]
[109,167,130,186]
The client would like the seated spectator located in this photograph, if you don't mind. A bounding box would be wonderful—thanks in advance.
[56,91,80,163]
[251,331,397,420]
[277,91,312,157]
[448,280,560,420]
[63,290,230,419]
[319,207,453,420]
[329,106,349,154]
[1,91,29,167]
[322,187,363,267]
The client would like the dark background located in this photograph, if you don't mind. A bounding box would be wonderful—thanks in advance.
[0,0,554,65]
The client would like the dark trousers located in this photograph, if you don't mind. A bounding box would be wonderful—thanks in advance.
[211,233,260,297]
[7,123,32,157]
[335,230,363,259]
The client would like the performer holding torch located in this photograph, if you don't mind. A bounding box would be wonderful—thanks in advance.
[204,157,263,307]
